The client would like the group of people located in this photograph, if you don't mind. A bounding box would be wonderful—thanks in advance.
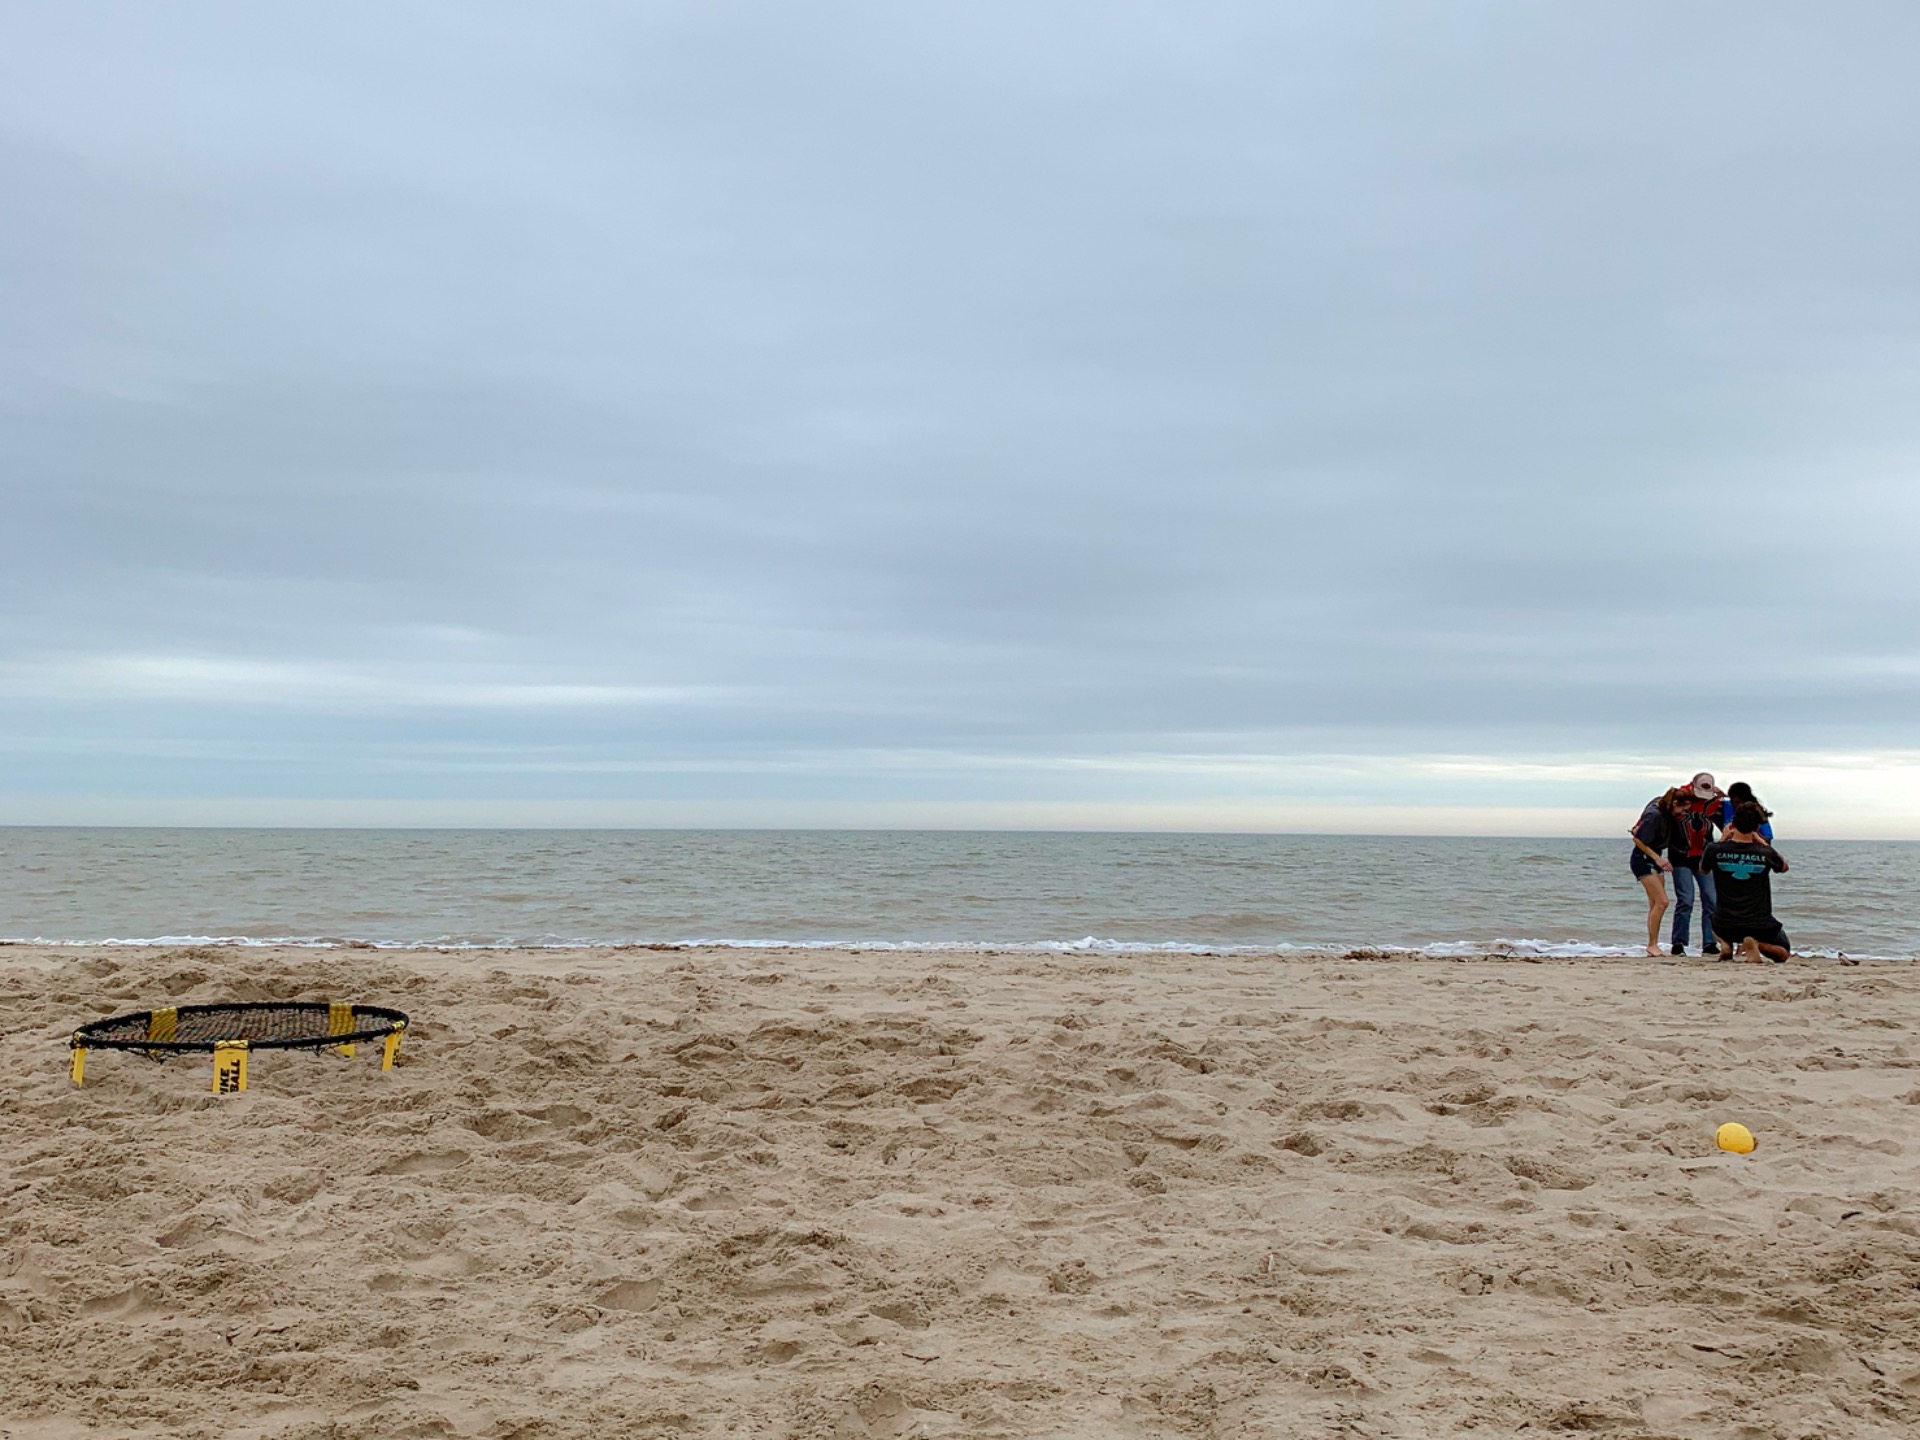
[1629,771,1800,963]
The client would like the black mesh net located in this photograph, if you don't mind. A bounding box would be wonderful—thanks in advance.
[74,1002,408,1053]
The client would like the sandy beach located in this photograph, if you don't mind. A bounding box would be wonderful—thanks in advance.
[3,943,1918,1439]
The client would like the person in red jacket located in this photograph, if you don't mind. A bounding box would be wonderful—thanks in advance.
[1666,771,1724,954]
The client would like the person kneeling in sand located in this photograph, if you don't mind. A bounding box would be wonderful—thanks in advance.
[1699,801,1790,963]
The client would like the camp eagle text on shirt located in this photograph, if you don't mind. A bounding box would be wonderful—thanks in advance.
[1698,839,1787,930]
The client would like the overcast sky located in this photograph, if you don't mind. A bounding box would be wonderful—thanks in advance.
[4,3,1919,833]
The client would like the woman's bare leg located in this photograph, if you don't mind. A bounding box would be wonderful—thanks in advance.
[1639,873,1669,956]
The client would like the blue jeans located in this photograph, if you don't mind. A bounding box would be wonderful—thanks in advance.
[1671,865,1718,950]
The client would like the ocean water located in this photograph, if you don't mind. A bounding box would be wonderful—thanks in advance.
[2,828,1914,958]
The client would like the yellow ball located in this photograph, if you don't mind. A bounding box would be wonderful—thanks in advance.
[1716,1122,1756,1155]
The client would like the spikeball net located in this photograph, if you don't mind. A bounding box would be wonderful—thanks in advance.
[69,1002,410,1093]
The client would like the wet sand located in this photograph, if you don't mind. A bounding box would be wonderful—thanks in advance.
[3,943,1917,1438]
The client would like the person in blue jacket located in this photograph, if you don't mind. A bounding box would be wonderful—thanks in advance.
[1715,781,1773,843]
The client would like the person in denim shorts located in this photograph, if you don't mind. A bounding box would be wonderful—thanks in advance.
[1628,788,1679,956]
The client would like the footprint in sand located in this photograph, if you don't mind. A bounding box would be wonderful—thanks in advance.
[379,1150,470,1176]
[78,1287,171,1322]
[594,1278,661,1312]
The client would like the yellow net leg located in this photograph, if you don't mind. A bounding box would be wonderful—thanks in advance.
[70,1045,86,1087]
[381,1026,404,1071]
[328,1001,356,1057]
[147,1007,177,1043]
[212,1041,249,1094]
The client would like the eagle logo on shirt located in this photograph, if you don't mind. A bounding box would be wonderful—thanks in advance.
[1720,856,1765,880]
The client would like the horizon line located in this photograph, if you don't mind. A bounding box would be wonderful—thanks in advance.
[4,822,1914,844]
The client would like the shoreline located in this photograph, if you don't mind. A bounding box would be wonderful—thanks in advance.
[4,937,1911,962]
[6,942,1918,1437]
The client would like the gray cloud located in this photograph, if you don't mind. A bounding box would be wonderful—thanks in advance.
[4,2,1920,822]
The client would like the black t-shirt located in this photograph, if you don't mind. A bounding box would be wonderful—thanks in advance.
[1699,839,1786,928]
[1633,799,1670,854]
